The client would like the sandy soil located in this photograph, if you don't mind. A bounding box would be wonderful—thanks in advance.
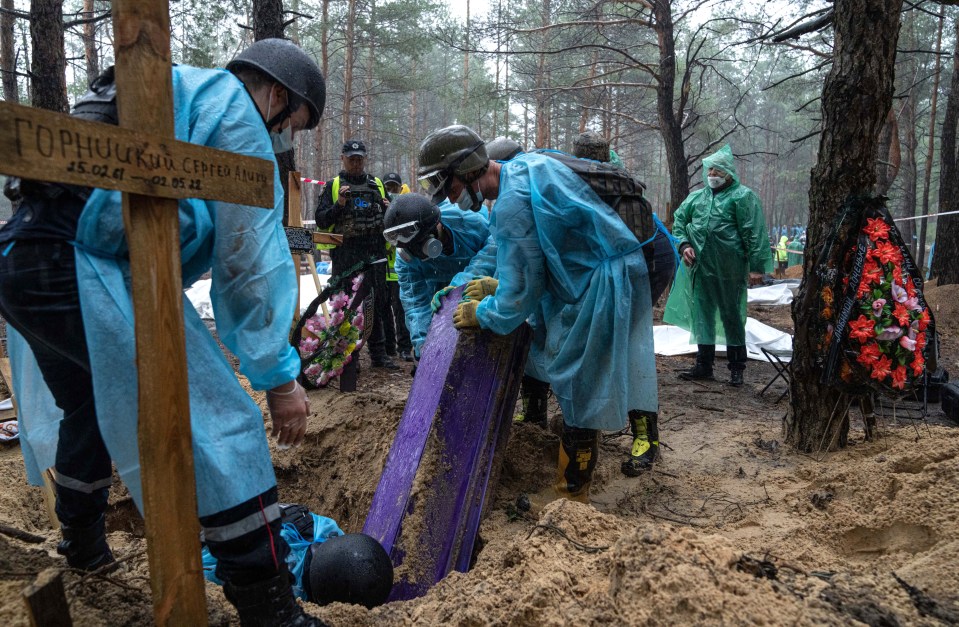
[1,297,957,626]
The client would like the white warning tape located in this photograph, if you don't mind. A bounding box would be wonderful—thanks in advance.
[893,209,959,222]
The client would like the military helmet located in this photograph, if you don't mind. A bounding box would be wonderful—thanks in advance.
[572,131,610,163]
[227,38,326,130]
[383,194,441,250]
[485,136,524,162]
[417,125,489,203]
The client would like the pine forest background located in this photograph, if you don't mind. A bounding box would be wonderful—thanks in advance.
[0,0,954,267]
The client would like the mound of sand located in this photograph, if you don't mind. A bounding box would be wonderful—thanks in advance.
[2,334,958,625]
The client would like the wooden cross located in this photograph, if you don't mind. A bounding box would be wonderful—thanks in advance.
[0,2,276,624]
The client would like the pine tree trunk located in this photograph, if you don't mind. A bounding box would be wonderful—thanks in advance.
[253,0,284,40]
[653,0,689,223]
[30,0,67,113]
[919,7,945,270]
[1,0,19,102]
[534,0,551,149]
[314,0,329,179]
[342,0,357,141]
[82,0,98,85]
[785,0,902,453]
[252,0,293,224]
[932,18,959,286]
[898,90,918,254]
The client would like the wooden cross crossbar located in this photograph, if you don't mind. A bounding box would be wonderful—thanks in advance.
[0,2,275,625]
[0,101,274,208]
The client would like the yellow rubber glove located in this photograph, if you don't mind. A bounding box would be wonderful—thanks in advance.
[464,276,498,301]
[453,300,480,329]
[431,285,455,313]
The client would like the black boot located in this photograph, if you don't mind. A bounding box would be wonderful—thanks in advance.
[621,411,659,477]
[514,375,550,427]
[680,344,715,381]
[555,425,598,503]
[728,345,747,387]
[224,572,329,627]
[371,355,399,370]
[57,514,115,571]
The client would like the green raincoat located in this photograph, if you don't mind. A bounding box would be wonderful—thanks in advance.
[787,238,804,267]
[663,145,772,346]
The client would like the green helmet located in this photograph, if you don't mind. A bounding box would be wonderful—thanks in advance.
[417,125,489,202]
[485,136,524,162]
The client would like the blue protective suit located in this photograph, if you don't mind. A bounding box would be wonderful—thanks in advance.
[472,152,656,431]
[396,206,490,352]
[18,66,298,516]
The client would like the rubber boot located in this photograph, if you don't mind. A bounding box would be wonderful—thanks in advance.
[621,411,659,477]
[680,344,715,381]
[224,571,329,627]
[514,375,549,427]
[555,425,598,503]
[57,514,115,571]
[728,345,747,387]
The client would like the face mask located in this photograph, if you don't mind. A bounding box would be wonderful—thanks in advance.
[263,84,294,154]
[707,176,726,189]
[271,124,294,154]
[455,186,484,211]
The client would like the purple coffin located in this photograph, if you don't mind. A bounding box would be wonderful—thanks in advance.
[362,286,531,601]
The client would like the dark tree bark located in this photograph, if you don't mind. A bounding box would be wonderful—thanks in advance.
[30,0,68,113]
[898,92,917,254]
[81,0,98,85]
[252,0,294,224]
[253,0,285,40]
[653,0,689,225]
[1,0,19,102]
[932,17,959,285]
[785,0,902,453]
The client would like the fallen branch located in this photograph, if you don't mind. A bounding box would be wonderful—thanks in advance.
[0,523,45,544]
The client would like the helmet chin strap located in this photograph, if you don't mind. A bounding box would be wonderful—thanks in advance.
[465,184,482,212]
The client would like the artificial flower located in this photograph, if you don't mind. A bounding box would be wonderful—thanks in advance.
[848,315,876,343]
[871,355,893,381]
[875,325,902,341]
[863,217,890,241]
[890,365,908,390]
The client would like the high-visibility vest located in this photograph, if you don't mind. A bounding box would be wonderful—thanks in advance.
[386,243,398,281]
[315,175,388,251]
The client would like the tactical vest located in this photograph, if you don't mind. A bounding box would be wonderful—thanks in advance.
[315,175,387,249]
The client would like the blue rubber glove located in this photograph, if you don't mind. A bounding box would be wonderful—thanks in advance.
[431,285,456,313]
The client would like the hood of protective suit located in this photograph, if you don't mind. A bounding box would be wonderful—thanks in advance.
[779,236,788,245]
[701,144,739,187]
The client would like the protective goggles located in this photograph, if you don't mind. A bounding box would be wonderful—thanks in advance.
[417,170,449,199]
[383,221,421,246]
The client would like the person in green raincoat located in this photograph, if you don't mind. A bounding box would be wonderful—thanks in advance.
[663,145,772,387]
[787,234,805,268]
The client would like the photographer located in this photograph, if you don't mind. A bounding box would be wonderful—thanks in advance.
[315,140,397,369]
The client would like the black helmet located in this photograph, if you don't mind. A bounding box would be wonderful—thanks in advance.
[383,194,442,260]
[417,125,489,203]
[303,533,394,608]
[227,38,326,130]
[485,136,524,161]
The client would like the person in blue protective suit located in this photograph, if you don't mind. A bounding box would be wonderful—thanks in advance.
[416,125,657,502]
[571,130,676,476]
[0,39,331,626]
[664,144,772,388]
[382,194,490,358]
